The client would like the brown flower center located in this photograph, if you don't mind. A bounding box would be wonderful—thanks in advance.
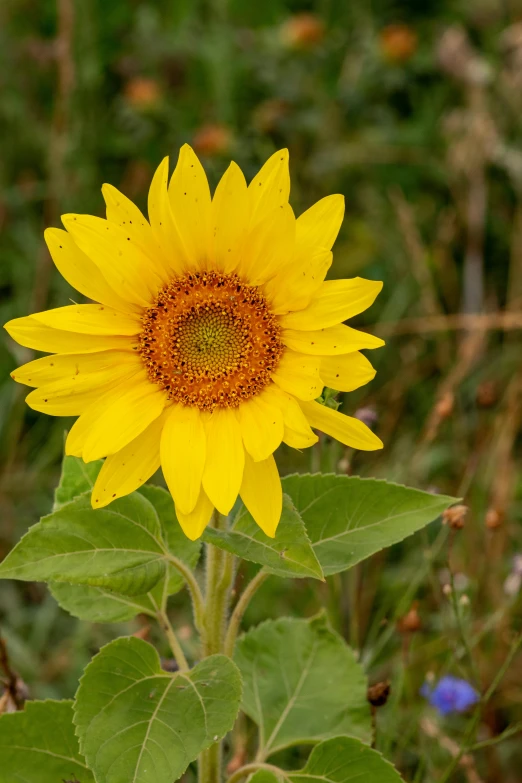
[138,271,284,410]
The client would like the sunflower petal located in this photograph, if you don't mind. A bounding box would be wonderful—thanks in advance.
[80,372,167,461]
[240,452,282,538]
[295,194,345,252]
[11,349,139,388]
[202,408,244,515]
[92,415,165,508]
[300,400,383,451]
[44,228,136,313]
[281,278,383,330]
[320,352,376,392]
[271,350,323,401]
[248,149,290,227]
[148,157,189,275]
[161,405,206,515]
[237,389,284,462]
[102,183,170,281]
[210,162,248,273]
[31,304,141,336]
[283,324,385,355]
[169,144,212,267]
[62,214,162,306]
[265,248,332,314]
[4,316,134,354]
[176,489,214,541]
[237,204,295,285]
[263,386,318,449]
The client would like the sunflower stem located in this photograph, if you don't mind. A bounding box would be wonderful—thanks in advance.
[224,569,269,657]
[199,509,236,783]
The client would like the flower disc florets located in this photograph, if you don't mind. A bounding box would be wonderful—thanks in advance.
[138,271,284,410]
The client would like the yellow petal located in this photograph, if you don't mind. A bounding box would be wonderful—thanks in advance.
[265,248,332,315]
[210,162,248,273]
[202,408,244,515]
[281,278,383,330]
[91,414,165,509]
[102,183,170,281]
[237,204,295,285]
[148,157,189,276]
[25,362,139,416]
[169,144,212,267]
[161,405,206,515]
[271,349,323,401]
[4,316,134,354]
[300,400,383,451]
[320,352,376,392]
[295,194,345,252]
[237,390,284,462]
[62,214,162,306]
[31,304,141,336]
[240,452,282,538]
[262,386,318,449]
[175,489,214,541]
[283,324,385,355]
[80,372,167,461]
[11,349,139,388]
[44,228,136,314]
[248,149,290,228]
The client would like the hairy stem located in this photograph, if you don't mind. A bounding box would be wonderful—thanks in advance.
[226,762,289,783]
[224,569,268,657]
[156,609,189,672]
[166,553,206,640]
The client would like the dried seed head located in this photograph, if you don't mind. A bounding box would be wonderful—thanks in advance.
[442,504,468,530]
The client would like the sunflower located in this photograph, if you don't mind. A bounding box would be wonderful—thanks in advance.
[5,147,384,540]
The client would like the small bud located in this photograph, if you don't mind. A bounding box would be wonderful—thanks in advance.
[442,583,452,596]
[397,603,422,633]
[192,124,232,157]
[379,24,418,63]
[280,13,325,49]
[485,507,504,529]
[124,77,162,110]
[442,504,468,530]
[367,681,391,707]
[459,594,470,607]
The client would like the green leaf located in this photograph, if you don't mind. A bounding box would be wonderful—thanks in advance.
[49,485,201,622]
[0,491,168,595]
[283,474,457,576]
[234,614,371,757]
[249,737,403,783]
[203,495,323,580]
[74,636,242,783]
[54,453,103,509]
[0,699,94,783]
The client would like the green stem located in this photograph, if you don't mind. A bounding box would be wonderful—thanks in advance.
[224,570,269,657]
[166,553,206,640]
[156,608,189,672]
[199,510,236,783]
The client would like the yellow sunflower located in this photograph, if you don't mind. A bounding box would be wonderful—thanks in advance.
[5,147,384,540]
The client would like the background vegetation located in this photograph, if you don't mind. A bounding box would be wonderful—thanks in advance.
[1,0,521,780]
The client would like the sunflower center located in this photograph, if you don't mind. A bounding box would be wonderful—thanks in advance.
[138,271,284,410]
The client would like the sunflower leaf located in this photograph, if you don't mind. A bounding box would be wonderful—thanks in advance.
[202,494,324,580]
[234,614,371,757]
[54,452,103,508]
[0,491,168,595]
[0,699,94,783]
[248,737,403,783]
[74,637,242,783]
[282,474,457,576]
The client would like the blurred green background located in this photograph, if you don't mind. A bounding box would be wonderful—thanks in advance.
[1,0,522,780]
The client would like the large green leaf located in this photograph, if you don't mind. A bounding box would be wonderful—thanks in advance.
[248,737,403,783]
[0,699,94,783]
[203,495,323,580]
[283,474,457,576]
[49,483,201,622]
[54,453,103,508]
[74,636,242,783]
[0,491,168,595]
[234,615,371,758]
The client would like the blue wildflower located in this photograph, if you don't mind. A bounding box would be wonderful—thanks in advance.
[421,675,479,715]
